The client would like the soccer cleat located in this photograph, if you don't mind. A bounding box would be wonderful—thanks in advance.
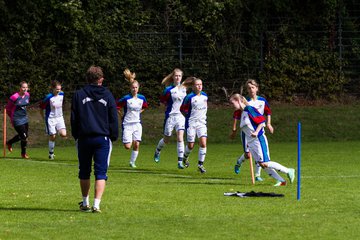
[154,151,160,163]
[21,153,29,159]
[198,165,206,174]
[6,143,13,152]
[49,154,55,160]
[182,158,190,168]
[129,162,137,168]
[274,181,287,187]
[177,161,184,169]
[234,164,242,174]
[255,176,264,182]
[287,168,295,183]
[91,207,102,213]
[78,202,91,212]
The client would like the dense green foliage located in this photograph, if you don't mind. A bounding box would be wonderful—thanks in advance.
[0,0,358,103]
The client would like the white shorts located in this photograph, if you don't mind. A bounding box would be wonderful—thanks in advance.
[246,134,270,163]
[122,123,142,143]
[186,122,207,143]
[163,114,185,136]
[46,116,66,135]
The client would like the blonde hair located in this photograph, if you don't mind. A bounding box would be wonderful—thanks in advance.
[245,79,259,88]
[181,76,202,88]
[230,93,248,104]
[123,68,139,86]
[161,68,183,86]
[230,93,242,102]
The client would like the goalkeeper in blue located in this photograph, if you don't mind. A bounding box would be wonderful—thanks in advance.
[229,93,295,186]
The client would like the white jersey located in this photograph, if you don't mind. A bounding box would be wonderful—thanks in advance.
[180,92,208,127]
[40,92,64,118]
[160,85,187,117]
[117,94,148,125]
[246,96,272,116]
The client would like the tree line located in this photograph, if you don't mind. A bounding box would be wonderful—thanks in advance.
[0,0,357,105]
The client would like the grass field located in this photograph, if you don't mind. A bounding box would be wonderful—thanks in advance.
[0,140,359,239]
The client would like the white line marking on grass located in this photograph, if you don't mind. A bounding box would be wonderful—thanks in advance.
[302,175,359,179]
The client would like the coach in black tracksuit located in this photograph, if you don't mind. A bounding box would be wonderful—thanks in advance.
[71,65,118,213]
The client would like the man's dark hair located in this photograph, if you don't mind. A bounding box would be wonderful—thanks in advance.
[86,66,103,84]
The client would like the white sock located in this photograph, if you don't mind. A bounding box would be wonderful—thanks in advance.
[49,140,55,154]
[264,167,285,182]
[236,154,246,165]
[93,198,101,209]
[177,141,184,158]
[130,150,139,164]
[266,161,289,174]
[184,145,192,158]
[198,147,206,163]
[155,138,166,153]
[82,196,89,206]
[255,162,262,177]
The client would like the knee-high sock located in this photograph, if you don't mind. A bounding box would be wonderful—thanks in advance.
[198,147,206,165]
[263,167,285,182]
[236,154,246,165]
[49,140,55,154]
[177,141,184,158]
[255,162,262,177]
[266,161,289,174]
[130,150,139,164]
[184,145,192,159]
[155,138,165,153]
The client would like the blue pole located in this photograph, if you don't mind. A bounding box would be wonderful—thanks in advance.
[297,122,301,200]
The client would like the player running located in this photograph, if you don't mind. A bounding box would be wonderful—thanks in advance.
[153,68,187,167]
[6,81,31,159]
[39,80,67,160]
[117,69,148,168]
[231,79,274,181]
[180,77,208,173]
[229,93,295,186]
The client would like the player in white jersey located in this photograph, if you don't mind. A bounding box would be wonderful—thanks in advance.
[232,79,274,181]
[153,68,187,168]
[230,94,295,186]
[40,80,67,160]
[180,77,208,173]
[117,69,148,168]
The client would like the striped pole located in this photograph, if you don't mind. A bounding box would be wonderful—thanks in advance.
[3,108,6,157]
[297,121,301,200]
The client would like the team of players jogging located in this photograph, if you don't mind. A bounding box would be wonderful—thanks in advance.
[4,66,295,212]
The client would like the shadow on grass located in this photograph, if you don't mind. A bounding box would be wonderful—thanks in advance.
[110,166,241,185]
[2,156,77,165]
[0,206,78,213]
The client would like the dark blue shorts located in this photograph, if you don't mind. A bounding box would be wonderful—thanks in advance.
[77,136,112,180]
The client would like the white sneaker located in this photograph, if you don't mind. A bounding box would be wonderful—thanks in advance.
[49,154,55,160]
[129,162,137,168]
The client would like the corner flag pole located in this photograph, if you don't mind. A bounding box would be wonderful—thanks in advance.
[249,153,255,185]
[3,108,6,157]
[297,121,301,200]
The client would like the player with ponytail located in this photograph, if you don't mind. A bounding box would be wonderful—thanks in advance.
[117,68,148,168]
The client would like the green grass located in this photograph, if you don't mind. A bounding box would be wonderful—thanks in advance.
[0,141,359,239]
[2,102,360,147]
